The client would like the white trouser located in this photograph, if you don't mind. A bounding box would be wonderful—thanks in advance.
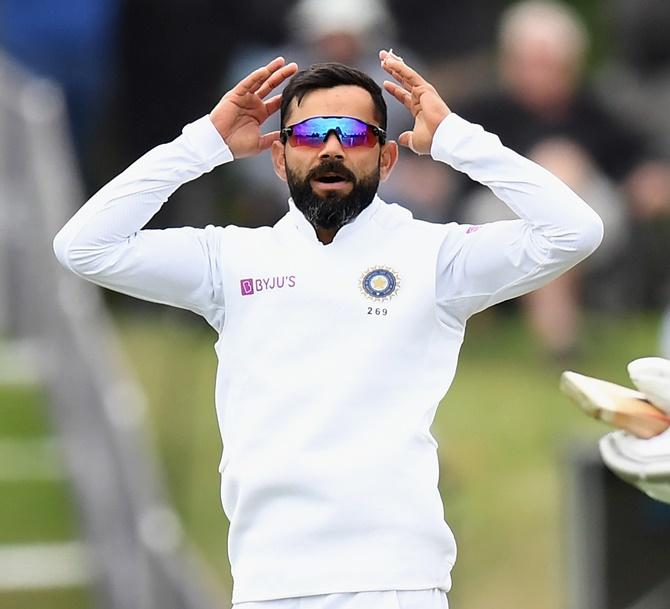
[234,588,449,609]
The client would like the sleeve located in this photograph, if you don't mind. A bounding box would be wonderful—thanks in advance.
[53,116,234,325]
[431,113,604,322]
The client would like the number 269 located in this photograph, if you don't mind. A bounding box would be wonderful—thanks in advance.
[367,307,388,316]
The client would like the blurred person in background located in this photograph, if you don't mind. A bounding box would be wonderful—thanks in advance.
[53,51,603,609]
[598,0,670,358]
[226,0,458,224]
[455,0,670,362]
[0,0,120,189]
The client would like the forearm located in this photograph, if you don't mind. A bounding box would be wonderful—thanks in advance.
[53,116,233,273]
[431,113,604,257]
[52,116,232,317]
[433,114,604,319]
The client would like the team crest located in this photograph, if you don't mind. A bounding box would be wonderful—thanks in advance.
[359,267,400,301]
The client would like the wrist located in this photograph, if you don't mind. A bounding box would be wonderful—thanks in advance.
[208,112,232,143]
[183,116,234,168]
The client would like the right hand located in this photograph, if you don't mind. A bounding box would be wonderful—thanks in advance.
[210,57,298,159]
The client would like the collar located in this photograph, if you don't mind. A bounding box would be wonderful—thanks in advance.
[286,195,383,244]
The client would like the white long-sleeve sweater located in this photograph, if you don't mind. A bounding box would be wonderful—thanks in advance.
[54,113,603,604]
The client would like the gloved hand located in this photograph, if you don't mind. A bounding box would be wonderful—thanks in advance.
[599,358,670,504]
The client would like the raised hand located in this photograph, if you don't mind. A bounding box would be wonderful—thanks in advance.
[210,57,298,158]
[380,50,450,155]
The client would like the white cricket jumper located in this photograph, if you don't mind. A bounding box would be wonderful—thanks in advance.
[53,112,603,604]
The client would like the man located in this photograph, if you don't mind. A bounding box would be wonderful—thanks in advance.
[53,52,603,608]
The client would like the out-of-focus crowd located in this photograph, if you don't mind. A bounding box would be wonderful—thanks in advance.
[2,0,669,360]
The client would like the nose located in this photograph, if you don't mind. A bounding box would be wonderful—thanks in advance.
[318,131,345,160]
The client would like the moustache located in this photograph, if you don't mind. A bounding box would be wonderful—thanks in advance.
[306,161,357,184]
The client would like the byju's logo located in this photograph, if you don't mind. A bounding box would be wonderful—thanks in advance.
[240,275,296,296]
[240,279,255,296]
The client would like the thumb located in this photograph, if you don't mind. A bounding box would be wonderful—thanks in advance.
[259,130,280,151]
[398,131,417,154]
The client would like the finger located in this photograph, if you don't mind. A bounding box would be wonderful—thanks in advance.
[235,57,286,95]
[383,81,412,110]
[379,48,404,63]
[259,130,280,151]
[381,55,425,88]
[380,48,415,90]
[256,62,298,99]
[382,63,413,93]
[263,93,283,117]
[386,67,414,92]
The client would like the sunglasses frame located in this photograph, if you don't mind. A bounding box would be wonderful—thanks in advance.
[280,116,387,148]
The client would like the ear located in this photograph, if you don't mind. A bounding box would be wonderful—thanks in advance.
[271,140,288,182]
[379,140,399,182]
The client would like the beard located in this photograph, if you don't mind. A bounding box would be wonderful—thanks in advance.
[286,159,380,231]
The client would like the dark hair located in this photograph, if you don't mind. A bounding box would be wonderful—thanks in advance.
[280,62,387,130]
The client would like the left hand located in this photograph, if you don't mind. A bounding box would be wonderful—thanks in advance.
[380,49,450,155]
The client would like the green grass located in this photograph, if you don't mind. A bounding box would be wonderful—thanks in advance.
[0,386,82,544]
[0,384,92,609]
[0,588,92,609]
[0,386,52,437]
[434,310,660,609]
[0,482,81,544]
[116,315,233,591]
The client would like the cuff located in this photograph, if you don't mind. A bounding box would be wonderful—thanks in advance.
[430,112,484,165]
[182,115,235,170]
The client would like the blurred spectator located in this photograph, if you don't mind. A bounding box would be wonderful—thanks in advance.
[454,1,670,361]
[0,0,120,187]
[599,0,670,357]
[225,0,458,224]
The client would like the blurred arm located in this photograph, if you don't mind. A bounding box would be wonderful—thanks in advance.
[53,116,232,322]
[432,113,604,321]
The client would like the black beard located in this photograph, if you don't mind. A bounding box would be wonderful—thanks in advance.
[286,160,380,231]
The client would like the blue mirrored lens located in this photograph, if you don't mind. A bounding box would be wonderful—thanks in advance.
[290,117,375,147]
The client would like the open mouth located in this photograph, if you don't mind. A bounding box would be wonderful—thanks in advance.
[314,173,349,184]
[310,172,352,192]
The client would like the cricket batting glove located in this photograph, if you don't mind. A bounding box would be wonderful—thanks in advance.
[599,358,670,504]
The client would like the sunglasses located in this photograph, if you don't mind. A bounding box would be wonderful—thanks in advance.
[280,116,386,149]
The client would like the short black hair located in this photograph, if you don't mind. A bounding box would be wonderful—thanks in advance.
[280,62,387,131]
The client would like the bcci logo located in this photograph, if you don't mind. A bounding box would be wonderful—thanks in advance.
[359,267,400,301]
